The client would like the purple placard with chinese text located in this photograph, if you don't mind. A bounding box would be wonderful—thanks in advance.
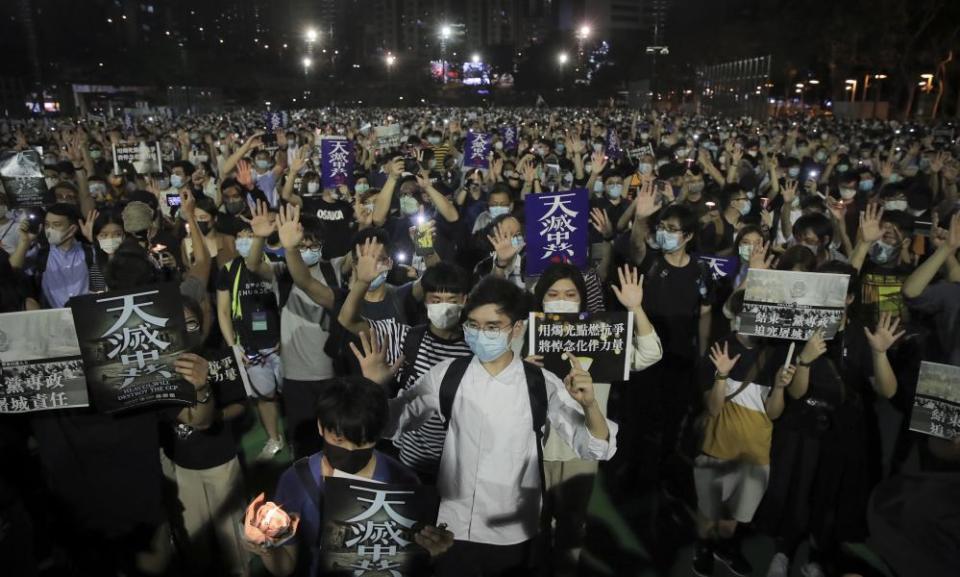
[500,125,519,150]
[464,132,491,168]
[321,137,355,189]
[524,188,590,276]
[606,128,623,160]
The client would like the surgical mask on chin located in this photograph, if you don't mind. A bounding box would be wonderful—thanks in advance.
[463,325,511,363]
[489,205,510,218]
[306,181,320,194]
[99,237,122,255]
[367,270,388,291]
[656,229,683,253]
[300,248,321,267]
[543,300,580,314]
[869,240,898,265]
[426,302,463,330]
[235,237,253,257]
[323,443,374,475]
[884,200,907,212]
[169,174,184,189]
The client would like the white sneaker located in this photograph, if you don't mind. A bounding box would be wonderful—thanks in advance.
[800,561,825,577]
[256,438,285,461]
[766,553,789,577]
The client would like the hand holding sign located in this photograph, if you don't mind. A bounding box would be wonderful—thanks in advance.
[799,329,827,365]
[563,353,596,408]
[414,524,455,558]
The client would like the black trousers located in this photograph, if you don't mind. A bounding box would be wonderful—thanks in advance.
[282,378,331,460]
[433,539,541,577]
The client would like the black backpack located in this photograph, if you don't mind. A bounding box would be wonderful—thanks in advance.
[438,356,549,500]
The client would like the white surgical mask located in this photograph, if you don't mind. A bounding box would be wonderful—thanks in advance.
[306,181,320,194]
[45,228,66,246]
[99,237,122,255]
[300,248,321,267]
[884,200,907,212]
[543,300,580,314]
[426,302,463,330]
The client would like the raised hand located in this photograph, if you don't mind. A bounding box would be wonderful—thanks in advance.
[79,209,98,243]
[355,237,383,284]
[590,151,607,175]
[799,329,827,365]
[613,265,644,310]
[858,203,884,243]
[634,178,662,219]
[590,207,613,239]
[781,179,799,204]
[180,189,196,219]
[277,204,303,249]
[236,159,255,190]
[776,364,797,388]
[563,354,596,408]
[349,331,403,386]
[290,145,310,174]
[930,151,945,173]
[748,240,775,270]
[249,200,276,238]
[709,341,741,376]
[487,222,521,264]
[864,312,906,353]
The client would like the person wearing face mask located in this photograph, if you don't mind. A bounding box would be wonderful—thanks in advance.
[216,211,286,462]
[352,276,615,577]
[221,132,284,207]
[0,191,22,254]
[9,202,105,308]
[700,185,751,255]
[470,186,513,235]
[219,178,256,219]
[850,205,916,323]
[339,262,472,483]
[252,376,453,577]
[526,263,661,577]
[285,154,355,260]
[792,212,848,266]
[159,296,251,577]
[92,210,125,259]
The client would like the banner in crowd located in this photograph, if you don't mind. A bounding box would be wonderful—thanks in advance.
[738,269,850,340]
[112,142,163,175]
[375,124,402,152]
[70,283,195,413]
[265,111,289,132]
[605,128,622,160]
[209,347,252,392]
[524,188,590,276]
[464,132,491,168]
[0,309,89,413]
[320,137,355,189]
[697,254,739,281]
[321,477,439,577]
[500,125,519,150]
[528,311,635,382]
[0,149,47,208]
[910,361,960,440]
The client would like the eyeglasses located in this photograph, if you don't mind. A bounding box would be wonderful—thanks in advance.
[656,223,683,234]
[463,321,512,339]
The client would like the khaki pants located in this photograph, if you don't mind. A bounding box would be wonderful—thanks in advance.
[543,459,598,577]
[166,455,250,577]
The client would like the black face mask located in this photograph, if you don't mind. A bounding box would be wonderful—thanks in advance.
[324,442,374,474]
[196,221,212,236]
[224,199,245,215]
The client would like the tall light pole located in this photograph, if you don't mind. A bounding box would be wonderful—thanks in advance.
[302,56,312,79]
[440,25,451,84]
[845,78,857,102]
[576,24,590,77]
[557,51,569,86]
[385,53,396,86]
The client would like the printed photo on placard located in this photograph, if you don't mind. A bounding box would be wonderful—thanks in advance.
[910,361,960,440]
[738,269,850,340]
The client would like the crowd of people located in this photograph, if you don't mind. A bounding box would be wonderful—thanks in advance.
[0,106,958,577]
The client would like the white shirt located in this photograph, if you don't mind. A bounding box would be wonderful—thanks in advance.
[386,354,618,545]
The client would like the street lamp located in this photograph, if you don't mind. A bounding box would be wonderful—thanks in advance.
[578,25,591,40]
[471,53,480,64]
[921,73,934,92]
[439,25,452,84]
[845,79,857,102]
[558,52,569,65]
[305,28,318,44]
[302,56,312,78]
[385,53,396,86]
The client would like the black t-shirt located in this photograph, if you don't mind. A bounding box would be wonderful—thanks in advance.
[160,375,247,470]
[699,216,736,254]
[640,251,714,364]
[301,197,354,259]
[588,197,628,243]
[216,257,281,352]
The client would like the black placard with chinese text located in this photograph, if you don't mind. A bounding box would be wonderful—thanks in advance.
[321,477,439,577]
[70,283,194,413]
[207,347,251,393]
[0,149,48,208]
[528,311,634,383]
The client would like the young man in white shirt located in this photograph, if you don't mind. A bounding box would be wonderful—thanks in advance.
[353,276,617,576]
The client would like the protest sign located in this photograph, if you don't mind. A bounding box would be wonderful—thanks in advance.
[524,188,590,276]
[321,477,439,577]
[464,132,491,168]
[0,309,88,413]
[70,283,195,413]
[605,128,623,160]
[265,111,289,132]
[112,141,163,175]
[320,137,355,189]
[0,149,47,208]
[375,124,402,152]
[697,254,739,281]
[910,361,960,440]
[529,311,634,382]
[738,269,850,340]
[500,125,519,150]
[208,347,252,392]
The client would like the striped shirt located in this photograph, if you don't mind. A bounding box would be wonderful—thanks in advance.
[369,318,472,476]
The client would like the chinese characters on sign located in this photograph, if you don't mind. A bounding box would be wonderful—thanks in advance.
[111,142,163,175]
[70,283,195,413]
[605,128,622,160]
[0,149,47,208]
[321,137,356,189]
[738,269,850,340]
[500,125,519,150]
[322,478,439,577]
[697,254,739,281]
[265,111,289,132]
[207,347,252,392]
[375,124,402,152]
[524,188,589,276]
[464,132,491,169]
[910,361,960,440]
[528,311,634,382]
[0,309,89,413]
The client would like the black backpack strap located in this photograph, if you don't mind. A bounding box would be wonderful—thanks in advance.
[522,362,549,502]
[439,356,473,424]
[396,324,430,392]
[293,457,321,508]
